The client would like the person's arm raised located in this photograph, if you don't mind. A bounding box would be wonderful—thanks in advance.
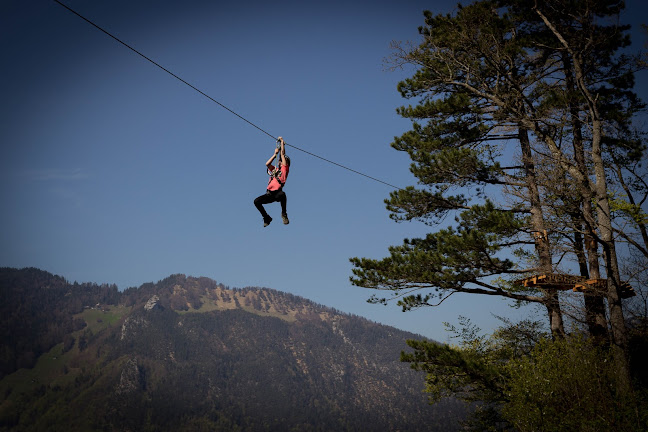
[278,137,286,166]
[266,146,280,168]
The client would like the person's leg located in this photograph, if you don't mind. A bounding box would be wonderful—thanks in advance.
[277,191,289,224]
[254,192,273,223]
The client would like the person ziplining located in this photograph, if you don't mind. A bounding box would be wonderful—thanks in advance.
[54,1,403,215]
[254,137,290,227]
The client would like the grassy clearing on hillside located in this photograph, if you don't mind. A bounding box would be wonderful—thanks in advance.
[75,305,131,333]
[0,305,131,401]
[0,343,69,400]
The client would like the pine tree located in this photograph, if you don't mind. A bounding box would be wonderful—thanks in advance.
[350,0,644,378]
[352,0,568,336]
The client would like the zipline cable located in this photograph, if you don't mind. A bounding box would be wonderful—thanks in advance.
[54,0,402,190]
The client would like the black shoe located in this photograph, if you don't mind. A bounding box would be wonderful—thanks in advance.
[282,214,289,225]
[263,217,272,227]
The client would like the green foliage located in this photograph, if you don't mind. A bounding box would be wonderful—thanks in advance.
[351,201,527,310]
[402,316,648,431]
[503,336,647,432]
[402,338,505,405]
[401,317,532,430]
[609,193,648,225]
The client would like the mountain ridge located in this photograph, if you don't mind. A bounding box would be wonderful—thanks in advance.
[0,267,465,431]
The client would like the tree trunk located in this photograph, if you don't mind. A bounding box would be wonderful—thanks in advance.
[536,4,628,358]
[562,51,609,343]
[583,230,609,342]
[591,119,628,358]
[573,220,609,343]
[518,126,565,338]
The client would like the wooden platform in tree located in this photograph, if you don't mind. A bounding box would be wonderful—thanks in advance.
[620,282,636,299]
[515,273,636,298]
[517,274,585,290]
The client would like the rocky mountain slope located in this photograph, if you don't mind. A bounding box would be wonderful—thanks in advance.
[0,267,465,431]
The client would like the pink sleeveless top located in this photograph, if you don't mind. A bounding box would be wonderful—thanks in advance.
[267,163,289,191]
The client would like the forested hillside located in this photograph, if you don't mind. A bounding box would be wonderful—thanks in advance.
[0,267,466,431]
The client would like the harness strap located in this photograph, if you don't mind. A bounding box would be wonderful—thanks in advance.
[266,167,284,189]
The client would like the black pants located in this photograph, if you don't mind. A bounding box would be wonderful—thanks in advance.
[254,189,287,220]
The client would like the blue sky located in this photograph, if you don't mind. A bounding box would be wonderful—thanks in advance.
[1,0,647,342]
